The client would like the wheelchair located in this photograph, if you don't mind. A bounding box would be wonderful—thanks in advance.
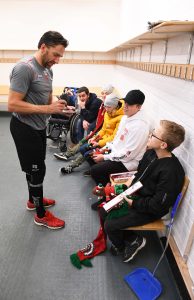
[46,113,82,152]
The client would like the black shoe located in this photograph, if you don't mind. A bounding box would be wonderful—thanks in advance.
[110,244,124,256]
[83,169,91,177]
[91,199,104,211]
[60,166,73,174]
[123,236,146,262]
[60,143,67,153]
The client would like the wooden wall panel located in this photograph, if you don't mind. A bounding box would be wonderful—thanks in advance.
[117,61,194,81]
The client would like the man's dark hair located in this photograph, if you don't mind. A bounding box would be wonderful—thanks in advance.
[38,31,69,49]
[60,93,69,102]
[77,86,89,95]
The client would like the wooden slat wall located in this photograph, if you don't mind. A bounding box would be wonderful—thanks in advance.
[0,58,116,64]
[1,57,194,81]
[117,61,194,81]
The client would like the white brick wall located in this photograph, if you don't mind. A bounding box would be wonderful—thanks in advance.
[150,41,166,63]
[190,45,194,65]
[119,33,194,65]
[141,44,152,62]
[165,34,191,64]
[113,66,194,282]
[134,47,141,61]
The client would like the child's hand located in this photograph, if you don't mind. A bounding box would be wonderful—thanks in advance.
[83,120,89,130]
[123,195,133,206]
[90,141,98,147]
[92,154,104,163]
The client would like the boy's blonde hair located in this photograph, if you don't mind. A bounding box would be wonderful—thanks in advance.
[160,120,185,151]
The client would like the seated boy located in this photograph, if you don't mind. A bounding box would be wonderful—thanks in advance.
[90,89,150,193]
[54,84,114,161]
[99,120,185,263]
[59,94,124,174]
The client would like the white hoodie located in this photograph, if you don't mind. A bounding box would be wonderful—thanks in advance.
[103,110,150,170]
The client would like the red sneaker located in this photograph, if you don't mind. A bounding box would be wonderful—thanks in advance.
[34,211,65,229]
[26,197,56,211]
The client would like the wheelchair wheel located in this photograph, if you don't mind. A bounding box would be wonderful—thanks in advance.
[69,113,82,144]
[46,115,71,142]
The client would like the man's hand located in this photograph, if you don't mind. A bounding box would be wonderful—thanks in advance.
[83,120,89,130]
[67,105,75,111]
[8,90,67,115]
[78,100,86,109]
[52,96,67,106]
[48,100,67,114]
[92,153,104,163]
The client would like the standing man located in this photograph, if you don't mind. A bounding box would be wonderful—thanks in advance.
[8,31,68,229]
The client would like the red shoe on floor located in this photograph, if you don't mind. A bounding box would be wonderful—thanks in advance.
[26,197,56,211]
[34,211,65,229]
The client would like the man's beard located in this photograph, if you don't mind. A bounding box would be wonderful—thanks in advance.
[42,52,53,68]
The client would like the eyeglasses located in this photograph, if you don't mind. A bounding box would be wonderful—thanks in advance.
[150,132,166,142]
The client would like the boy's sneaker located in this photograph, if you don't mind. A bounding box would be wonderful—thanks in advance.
[60,166,73,174]
[54,152,69,161]
[26,197,55,211]
[54,145,79,161]
[83,169,91,177]
[123,235,146,262]
[110,244,124,256]
[34,211,65,229]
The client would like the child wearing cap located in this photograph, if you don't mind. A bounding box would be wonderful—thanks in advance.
[100,84,114,101]
[90,89,150,209]
[60,94,124,174]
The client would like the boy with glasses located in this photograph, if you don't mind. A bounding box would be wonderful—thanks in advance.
[99,120,185,262]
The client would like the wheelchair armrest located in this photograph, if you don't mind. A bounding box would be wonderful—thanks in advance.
[48,118,70,126]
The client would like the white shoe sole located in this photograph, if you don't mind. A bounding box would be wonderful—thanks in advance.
[123,237,146,263]
[26,204,55,211]
[54,153,68,161]
[34,219,64,230]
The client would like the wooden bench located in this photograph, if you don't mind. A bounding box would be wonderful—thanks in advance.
[0,85,10,95]
[123,176,189,231]
[124,219,166,231]
[122,176,193,299]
